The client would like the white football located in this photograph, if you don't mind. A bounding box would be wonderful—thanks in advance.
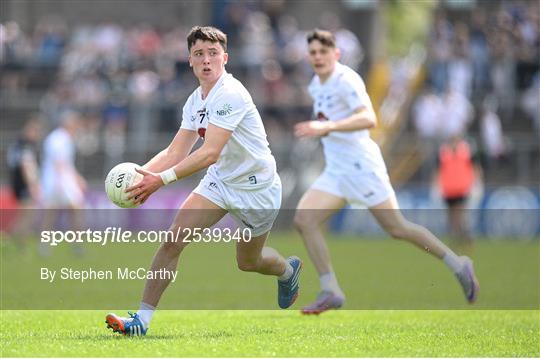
[104,162,143,208]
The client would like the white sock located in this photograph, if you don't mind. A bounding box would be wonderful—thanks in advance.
[278,262,294,281]
[320,272,344,297]
[136,302,155,328]
[443,253,463,273]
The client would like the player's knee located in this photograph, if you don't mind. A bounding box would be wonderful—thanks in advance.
[237,257,259,272]
[386,225,408,240]
[293,212,314,232]
[161,225,189,252]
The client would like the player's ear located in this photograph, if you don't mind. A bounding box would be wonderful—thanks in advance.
[335,47,341,60]
[223,52,228,66]
[188,55,192,67]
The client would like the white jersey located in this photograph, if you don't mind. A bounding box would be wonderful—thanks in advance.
[308,62,387,173]
[41,127,83,205]
[181,72,277,190]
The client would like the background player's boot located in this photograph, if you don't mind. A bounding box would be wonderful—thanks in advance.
[105,311,147,336]
[278,256,302,309]
[455,256,479,303]
[302,291,345,315]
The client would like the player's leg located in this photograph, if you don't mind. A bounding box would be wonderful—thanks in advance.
[67,201,85,256]
[369,195,479,303]
[447,199,473,251]
[370,195,451,258]
[11,200,36,252]
[140,193,226,306]
[236,232,286,275]
[106,193,227,335]
[294,189,347,313]
[236,232,302,309]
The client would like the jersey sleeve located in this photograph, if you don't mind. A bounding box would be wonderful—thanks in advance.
[179,96,195,131]
[340,75,373,112]
[208,88,248,131]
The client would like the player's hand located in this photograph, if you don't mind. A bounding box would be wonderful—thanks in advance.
[126,168,163,205]
[294,121,331,138]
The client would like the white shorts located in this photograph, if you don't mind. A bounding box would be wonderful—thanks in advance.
[193,172,282,237]
[311,169,394,208]
[42,182,84,208]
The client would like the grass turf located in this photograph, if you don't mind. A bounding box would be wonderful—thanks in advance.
[1,233,539,356]
[1,310,539,357]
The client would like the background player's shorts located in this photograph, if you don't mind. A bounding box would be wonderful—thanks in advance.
[42,180,84,208]
[311,169,394,208]
[194,172,282,237]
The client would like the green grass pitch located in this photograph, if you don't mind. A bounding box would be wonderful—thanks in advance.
[1,310,538,357]
[1,233,539,357]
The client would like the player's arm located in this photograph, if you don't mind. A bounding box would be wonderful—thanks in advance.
[127,124,232,204]
[142,128,200,173]
[294,106,376,138]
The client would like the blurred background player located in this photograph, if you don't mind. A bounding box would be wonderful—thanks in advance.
[5,114,42,250]
[105,26,301,336]
[434,133,483,253]
[294,29,479,314]
[40,111,87,255]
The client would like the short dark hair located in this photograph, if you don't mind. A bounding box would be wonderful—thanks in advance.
[307,29,336,48]
[187,26,227,52]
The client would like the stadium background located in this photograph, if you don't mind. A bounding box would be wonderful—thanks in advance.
[1,0,539,222]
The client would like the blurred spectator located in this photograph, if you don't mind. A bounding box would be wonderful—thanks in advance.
[439,86,474,140]
[7,116,43,203]
[103,93,129,174]
[77,111,100,157]
[413,86,443,141]
[33,16,67,66]
[428,11,453,94]
[434,135,482,252]
[39,81,77,127]
[521,73,540,139]
[489,30,516,119]
[319,12,364,71]
[240,11,273,69]
[448,22,472,98]
[413,86,443,178]
[71,73,107,111]
[6,115,43,251]
[480,95,507,166]
[469,9,491,98]
[0,21,32,93]
[128,66,159,158]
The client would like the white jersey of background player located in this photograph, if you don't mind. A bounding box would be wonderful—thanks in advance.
[105,26,302,336]
[294,29,479,314]
[308,60,390,205]
[41,112,86,208]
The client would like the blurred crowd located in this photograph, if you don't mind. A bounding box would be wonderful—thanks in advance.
[1,2,365,174]
[414,1,539,175]
[1,1,538,184]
